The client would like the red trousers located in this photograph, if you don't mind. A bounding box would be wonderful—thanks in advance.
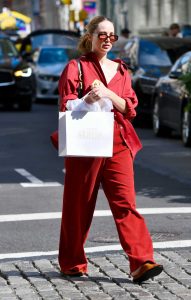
[59,123,154,273]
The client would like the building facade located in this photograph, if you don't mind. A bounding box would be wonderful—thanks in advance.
[2,0,191,36]
[97,0,128,34]
[98,0,191,36]
[128,0,191,36]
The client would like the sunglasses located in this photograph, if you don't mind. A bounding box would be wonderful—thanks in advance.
[96,32,119,42]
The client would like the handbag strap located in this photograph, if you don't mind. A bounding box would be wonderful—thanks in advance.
[76,58,83,98]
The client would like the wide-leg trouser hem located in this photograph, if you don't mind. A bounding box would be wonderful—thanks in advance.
[101,148,154,273]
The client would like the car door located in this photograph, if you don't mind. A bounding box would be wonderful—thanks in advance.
[167,54,190,127]
[161,54,190,128]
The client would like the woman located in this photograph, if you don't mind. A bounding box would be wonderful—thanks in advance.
[58,16,163,283]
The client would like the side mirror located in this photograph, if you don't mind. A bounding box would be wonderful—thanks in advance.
[25,56,34,63]
[121,57,136,72]
[122,57,131,65]
[169,70,182,79]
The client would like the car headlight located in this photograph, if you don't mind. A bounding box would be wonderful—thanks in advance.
[135,67,145,76]
[14,67,32,77]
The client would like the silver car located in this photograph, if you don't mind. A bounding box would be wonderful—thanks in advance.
[33,45,78,100]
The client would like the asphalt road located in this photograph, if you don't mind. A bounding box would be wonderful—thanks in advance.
[0,103,191,257]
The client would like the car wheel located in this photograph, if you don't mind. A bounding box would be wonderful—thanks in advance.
[152,99,166,136]
[18,96,32,111]
[182,110,191,147]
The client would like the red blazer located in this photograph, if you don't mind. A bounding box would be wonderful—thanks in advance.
[58,52,142,159]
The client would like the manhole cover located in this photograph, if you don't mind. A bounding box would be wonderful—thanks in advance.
[151,232,179,241]
[90,237,119,243]
[90,233,179,243]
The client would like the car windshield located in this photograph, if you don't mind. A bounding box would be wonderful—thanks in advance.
[38,48,69,64]
[0,39,18,60]
[31,33,78,50]
[139,40,172,67]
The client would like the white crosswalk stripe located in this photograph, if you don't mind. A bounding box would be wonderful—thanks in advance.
[0,240,191,260]
[15,168,62,187]
[0,207,191,222]
[2,168,188,256]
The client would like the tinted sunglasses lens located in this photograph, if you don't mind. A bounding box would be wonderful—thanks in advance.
[98,34,108,40]
[110,35,118,42]
[98,34,118,42]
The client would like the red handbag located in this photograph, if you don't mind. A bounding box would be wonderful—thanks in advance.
[50,59,83,150]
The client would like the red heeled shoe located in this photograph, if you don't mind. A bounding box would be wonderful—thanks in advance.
[132,262,163,283]
[60,268,85,277]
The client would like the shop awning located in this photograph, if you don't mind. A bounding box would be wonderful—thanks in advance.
[11,11,31,24]
[0,14,16,30]
[0,10,31,30]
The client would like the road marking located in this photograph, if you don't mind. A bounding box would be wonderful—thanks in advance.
[0,207,191,222]
[15,168,62,187]
[0,240,191,260]
[0,212,61,222]
[20,183,62,187]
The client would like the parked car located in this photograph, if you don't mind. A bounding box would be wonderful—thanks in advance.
[119,36,191,122]
[107,38,127,60]
[152,51,191,147]
[18,29,80,101]
[32,46,79,100]
[19,29,80,61]
[0,33,35,111]
[181,24,191,37]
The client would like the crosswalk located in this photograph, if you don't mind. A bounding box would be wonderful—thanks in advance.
[1,239,191,260]
[15,168,62,187]
[0,167,190,259]
[1,207,191,222]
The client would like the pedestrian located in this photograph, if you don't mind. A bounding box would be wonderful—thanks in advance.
[168,23,183,37]
[120,27,131,39]
[58,15,163,283]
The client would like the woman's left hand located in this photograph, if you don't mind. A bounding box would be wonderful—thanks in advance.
[91,82,111,99]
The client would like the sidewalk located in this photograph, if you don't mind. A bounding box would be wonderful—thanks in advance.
[0,250,191,300]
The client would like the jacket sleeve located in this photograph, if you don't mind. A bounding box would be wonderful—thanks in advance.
[58,59,79,112]
[122,70,138,120]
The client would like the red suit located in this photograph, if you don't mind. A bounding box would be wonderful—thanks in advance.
[58,52,155,273]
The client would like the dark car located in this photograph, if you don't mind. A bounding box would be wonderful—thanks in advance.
[119,36,191,122]
[0,33,35,111]
[152,51,191,147]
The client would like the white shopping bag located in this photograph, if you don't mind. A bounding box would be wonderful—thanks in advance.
[59,111,114,157]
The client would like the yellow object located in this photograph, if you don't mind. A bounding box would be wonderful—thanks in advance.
[15,43,22,51]
[25,44,32,53]
[61,0,72,4]
[79,9,88,21]
[69,10,75,22]
[0,16,16,30]
[0,10,31,30]
[0,12,8,21]
[92,79,101,87]
[11,11,31,24]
